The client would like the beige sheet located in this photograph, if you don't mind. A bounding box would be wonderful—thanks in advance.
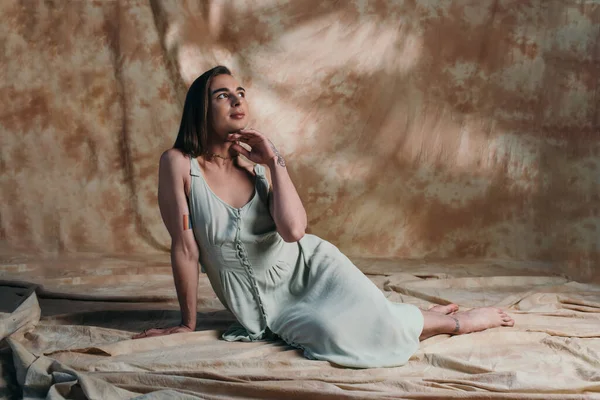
[1,257,599,399]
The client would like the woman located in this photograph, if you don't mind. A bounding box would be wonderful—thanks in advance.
[133,66,515,368]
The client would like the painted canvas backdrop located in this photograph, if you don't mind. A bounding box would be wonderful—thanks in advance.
[1,0,598,282]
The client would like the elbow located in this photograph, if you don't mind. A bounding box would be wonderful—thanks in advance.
[281,226,306,243]
[183,240,200,262]
[182,247,200,263]
[172,239,200,263]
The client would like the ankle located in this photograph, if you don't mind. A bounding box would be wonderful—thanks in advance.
[449,316,462,334]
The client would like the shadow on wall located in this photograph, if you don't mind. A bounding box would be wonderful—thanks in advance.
[153,0,599,281]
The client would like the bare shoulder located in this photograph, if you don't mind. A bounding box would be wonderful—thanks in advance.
[160,148,190,175]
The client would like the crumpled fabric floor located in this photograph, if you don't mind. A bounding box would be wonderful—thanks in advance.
[1,254,599,399]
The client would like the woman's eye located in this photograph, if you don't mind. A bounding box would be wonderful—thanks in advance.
[217,93,228,99]
[238,92,245,98]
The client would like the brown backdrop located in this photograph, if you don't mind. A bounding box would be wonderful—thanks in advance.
[1,0,599,282]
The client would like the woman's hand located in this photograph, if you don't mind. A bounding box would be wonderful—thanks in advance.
[227,128,282,165]
[132,324,194,339]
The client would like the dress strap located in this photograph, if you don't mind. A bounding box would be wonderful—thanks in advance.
[253,163,265,177]
[189,156,201,177]
[252,164,271,204]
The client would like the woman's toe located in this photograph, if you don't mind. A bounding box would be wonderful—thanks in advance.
[428,304,454,314]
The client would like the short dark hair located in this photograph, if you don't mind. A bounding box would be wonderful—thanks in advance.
[172,65,232,157]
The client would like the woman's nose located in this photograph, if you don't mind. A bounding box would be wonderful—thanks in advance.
[231,96,241,106]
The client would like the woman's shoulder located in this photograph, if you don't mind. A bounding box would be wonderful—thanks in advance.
[161,147,189,163]
[159,148,191,177]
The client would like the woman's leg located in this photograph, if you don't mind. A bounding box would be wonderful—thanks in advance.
[420,307,515,341]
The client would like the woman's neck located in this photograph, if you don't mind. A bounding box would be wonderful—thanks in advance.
[203,130,240,169]
[199,151,237,172]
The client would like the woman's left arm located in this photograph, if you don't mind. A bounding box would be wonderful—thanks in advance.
[228,129,307,242]
[264,152,307,242]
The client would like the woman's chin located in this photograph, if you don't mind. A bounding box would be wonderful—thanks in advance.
[228,123,247,133]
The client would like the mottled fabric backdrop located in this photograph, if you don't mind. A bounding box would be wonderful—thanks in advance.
[1,0,599,282]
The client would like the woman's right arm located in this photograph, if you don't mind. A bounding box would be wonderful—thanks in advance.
[132,149,199,339]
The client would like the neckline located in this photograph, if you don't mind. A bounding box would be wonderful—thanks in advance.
[193,157,258,211]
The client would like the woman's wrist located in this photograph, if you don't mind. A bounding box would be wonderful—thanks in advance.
[180,321,195,330]
[266,154,285,169]
[265,139,286,168]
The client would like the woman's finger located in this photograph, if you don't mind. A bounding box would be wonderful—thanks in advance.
[148,328,176,337]
[231,143,251,159]
[133,329,157,339]
[240,127,261,134]
[227,133,252,142]
[239,128,265,140]
[228,135,262,148]
[132,325,194,340]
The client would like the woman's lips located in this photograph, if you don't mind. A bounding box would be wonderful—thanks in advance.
[231,113,245,119]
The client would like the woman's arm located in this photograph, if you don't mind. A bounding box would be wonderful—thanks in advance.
[132,149,199,339]
[229,129,307,242]
[264,153,307,242]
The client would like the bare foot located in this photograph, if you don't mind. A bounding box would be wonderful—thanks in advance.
[453,307,515,334]
[428,303,459,315]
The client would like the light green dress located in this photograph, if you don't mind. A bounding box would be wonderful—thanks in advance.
[188,156,424,368]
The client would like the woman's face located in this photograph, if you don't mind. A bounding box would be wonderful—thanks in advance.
[208,74,249,140]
